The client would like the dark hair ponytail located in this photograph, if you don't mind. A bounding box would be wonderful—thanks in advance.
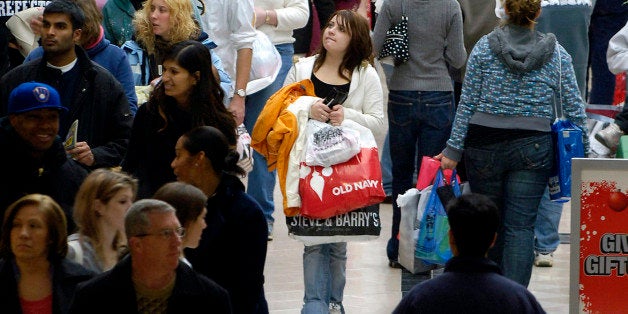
[182,126,245,177]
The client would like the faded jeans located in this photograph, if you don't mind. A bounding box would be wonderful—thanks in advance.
[534,186,563,254]
[302,242,347,314]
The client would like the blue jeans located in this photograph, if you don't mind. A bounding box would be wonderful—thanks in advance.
[245,43,294,223]
[302,242,347,314]
[386,90,454,261]
[534,186,563,254]
[381,133,392,195]
[465,133,553,287]
[380,62,394,196]
[588,1,628,104]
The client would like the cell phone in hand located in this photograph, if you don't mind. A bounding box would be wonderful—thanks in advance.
[324,88,348,109]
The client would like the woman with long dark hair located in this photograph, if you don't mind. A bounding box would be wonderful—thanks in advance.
[122,40,237,198]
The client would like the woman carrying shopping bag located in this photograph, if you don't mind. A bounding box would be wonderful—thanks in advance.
[284,10,384,313]
[436,0,589,287]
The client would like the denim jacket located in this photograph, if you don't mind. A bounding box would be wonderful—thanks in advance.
[122,37,232,102]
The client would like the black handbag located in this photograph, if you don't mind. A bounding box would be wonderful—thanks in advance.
[379,0,409,65]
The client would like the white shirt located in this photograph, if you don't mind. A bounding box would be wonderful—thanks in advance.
[194,0,257,80]
[254,0,309,45]
[608,21,628,75]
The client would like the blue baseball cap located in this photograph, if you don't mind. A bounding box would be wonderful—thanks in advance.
[8,82,67,114]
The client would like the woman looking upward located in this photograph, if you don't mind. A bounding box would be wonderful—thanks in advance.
[284,10,384,313]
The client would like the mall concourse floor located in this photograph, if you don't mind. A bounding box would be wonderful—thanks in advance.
[263,185,572,314]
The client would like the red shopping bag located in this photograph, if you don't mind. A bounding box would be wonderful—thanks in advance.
[416,156,441,190]
[299,119,386,219]
[299,147,385,219]
[416,156,461,191]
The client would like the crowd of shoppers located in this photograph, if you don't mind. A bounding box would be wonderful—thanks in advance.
[0,0,622,311]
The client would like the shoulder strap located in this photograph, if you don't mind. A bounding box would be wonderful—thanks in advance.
[554,44,563,119]
[68,239,83,264]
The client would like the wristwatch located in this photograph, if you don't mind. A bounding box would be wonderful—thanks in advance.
[236,88,246,98]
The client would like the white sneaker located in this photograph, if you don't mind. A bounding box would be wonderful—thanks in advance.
[329,302,344,314]
[595,123,623,150]
[534,253,554,267]
[267,222,273,241]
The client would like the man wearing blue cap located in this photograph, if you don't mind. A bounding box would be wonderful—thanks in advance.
[0,81,88,233]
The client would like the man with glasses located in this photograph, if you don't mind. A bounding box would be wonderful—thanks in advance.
[69,199,232,313]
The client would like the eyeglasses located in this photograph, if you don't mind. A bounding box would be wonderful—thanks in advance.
[136,227,186,239]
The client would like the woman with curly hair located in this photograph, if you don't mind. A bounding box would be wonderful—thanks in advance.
[123,40,237,199]
[122,0,230,96]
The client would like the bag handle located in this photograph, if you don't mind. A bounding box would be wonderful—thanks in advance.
[434,168,458,187]
[553,44,564,120]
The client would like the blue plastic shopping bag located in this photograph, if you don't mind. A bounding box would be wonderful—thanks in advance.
[548,119,584,202]
[415,169,461,265]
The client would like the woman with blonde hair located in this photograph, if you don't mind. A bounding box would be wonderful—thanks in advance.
[122,0,230,94]
[68,169,138,273]
[0,194,94,313]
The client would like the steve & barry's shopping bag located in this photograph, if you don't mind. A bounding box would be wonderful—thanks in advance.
[286,204,381,246]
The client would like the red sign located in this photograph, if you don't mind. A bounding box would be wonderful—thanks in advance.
[579,179,628,312]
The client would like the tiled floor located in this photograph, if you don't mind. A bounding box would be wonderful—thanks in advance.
[263,60,570,313]
[264,187,572,313]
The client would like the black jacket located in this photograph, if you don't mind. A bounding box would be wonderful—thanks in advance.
[393,256,546,314]
[0,117,88,232]
[185,175,269,314]
[0,258,95,314]
[69,255,232,313]
[121,102,193,199]
[0,45,133,168]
